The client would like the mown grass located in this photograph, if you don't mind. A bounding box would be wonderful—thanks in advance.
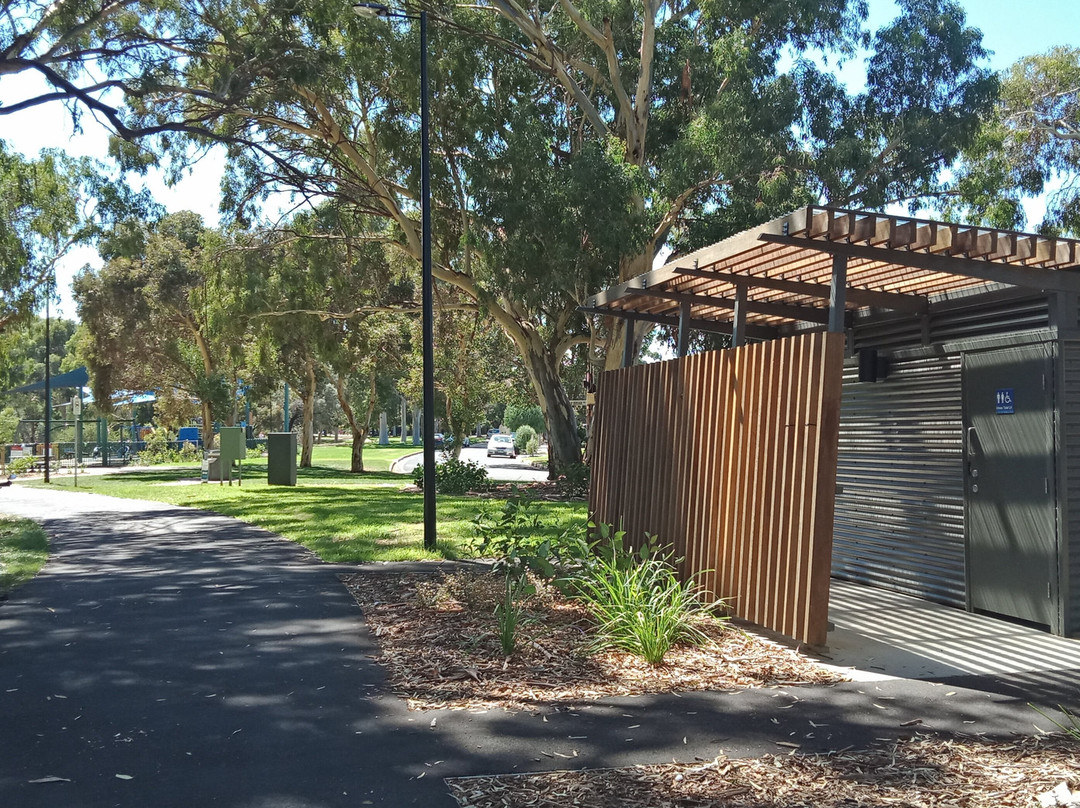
[31,448,586,563]
[0,515,49,595]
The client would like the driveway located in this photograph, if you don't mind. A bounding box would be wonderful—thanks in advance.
[391,445,548,482]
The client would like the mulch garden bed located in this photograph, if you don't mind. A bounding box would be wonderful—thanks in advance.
[445,734,1080,808]
[341,568,844,711]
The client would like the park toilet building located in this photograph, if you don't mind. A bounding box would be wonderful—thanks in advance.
[584,205,1080,648]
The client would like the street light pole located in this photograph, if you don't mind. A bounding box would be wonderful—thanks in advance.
[43,279,51,484]
[354,2,436,550]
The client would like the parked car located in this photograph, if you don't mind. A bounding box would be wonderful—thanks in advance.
[487,433,516,458]
[433,432,444,449]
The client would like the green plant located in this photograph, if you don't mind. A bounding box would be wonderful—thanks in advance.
[469,488,590,581]
[8,455,35,476]
[555,462,591,498]
[513,425,536,454]
[494,572,535,657]
[524,435,540,455]
[413,457,489,495]
[1031,704,1080,741]
[573,527,725,665]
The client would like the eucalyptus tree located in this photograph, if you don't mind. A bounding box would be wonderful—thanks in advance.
[95,0,646,476]
[476,0,996,341]
[73,211,243,448]
[946,46,1080,236]
[0,143,154,331]
[239,206,412,470]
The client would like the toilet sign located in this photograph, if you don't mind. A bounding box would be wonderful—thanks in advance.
[996,388,1014,414]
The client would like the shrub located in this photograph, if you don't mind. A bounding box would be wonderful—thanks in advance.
[469,488,590,582]
[8,456,35,475]
[572,526,725,665]
[413,456,489,495]
[524,435,540,456]
[555,462,590,498]
[513,425,536,454]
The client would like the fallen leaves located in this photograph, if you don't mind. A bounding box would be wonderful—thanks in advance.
[446,735,1080,808]
[341,570,843,711]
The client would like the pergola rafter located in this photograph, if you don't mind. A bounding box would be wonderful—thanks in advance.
[584,206,1080,359]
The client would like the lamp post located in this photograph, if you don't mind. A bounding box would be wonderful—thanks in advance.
[43,278,51,484]
[353,2,436,551]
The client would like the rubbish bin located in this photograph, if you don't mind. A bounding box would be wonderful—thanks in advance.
[267,432,297,486]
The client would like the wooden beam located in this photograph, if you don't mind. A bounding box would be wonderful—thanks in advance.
[626,287,833,325]
[672,267,929,313]
[579,306,778,341]
[758,233,1080,294]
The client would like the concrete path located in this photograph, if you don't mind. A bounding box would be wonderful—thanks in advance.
[1,485,1074,807]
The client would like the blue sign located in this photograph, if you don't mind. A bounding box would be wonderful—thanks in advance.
[996,388,1015,414]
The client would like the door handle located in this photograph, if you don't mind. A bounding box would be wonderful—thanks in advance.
[966,426,979,456]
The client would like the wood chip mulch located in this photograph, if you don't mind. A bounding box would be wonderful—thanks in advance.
[341,570,845,711]
[445,734,1080,808]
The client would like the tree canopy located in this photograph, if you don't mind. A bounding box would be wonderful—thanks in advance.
[946,46,1080,236]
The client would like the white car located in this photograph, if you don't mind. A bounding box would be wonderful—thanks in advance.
[487,433,517,458]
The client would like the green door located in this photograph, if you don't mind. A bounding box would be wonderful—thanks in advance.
[963,344,1057,628]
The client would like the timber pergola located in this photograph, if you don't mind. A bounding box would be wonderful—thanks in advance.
[584,205,1080,357]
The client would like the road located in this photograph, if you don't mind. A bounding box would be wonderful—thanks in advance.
[391,443,549,482]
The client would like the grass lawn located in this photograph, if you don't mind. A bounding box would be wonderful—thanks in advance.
[0,515,49,595]
[29,446,586,563]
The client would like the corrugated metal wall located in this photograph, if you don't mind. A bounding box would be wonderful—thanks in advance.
[833,355,966,606]
[834,291,1054,611]
[1060,340,1080,636]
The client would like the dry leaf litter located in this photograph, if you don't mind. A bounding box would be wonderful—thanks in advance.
[341,569,844,711]
[445,734,1080,808]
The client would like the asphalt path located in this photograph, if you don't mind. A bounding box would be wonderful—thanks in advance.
[0,485,1070,807]
[391,444,549,482]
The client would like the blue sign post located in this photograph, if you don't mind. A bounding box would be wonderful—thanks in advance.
[996,388,1015,415]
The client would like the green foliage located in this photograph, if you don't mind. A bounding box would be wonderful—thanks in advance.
[555,462,591,499]
[513,425,536,454]
[0,515,49,595]
[524,435,540,456]
[0,143,156,331]
[138,429,202,465]
[469,488,590,581]
[8,456,35,476]
[412,456,489,495]
[505,404,545,437]
[947,46,1080,236]
[572,524,726,665]
[0,407,18,445]
[494,572,535,657]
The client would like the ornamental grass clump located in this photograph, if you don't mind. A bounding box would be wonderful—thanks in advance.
[574,531,725,665]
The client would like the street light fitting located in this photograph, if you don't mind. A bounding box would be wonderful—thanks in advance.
[352,2,391,17]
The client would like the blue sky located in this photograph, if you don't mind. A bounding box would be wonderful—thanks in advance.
[1,0,1078,317]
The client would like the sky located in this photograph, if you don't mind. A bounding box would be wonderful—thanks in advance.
[1,0,1078,319]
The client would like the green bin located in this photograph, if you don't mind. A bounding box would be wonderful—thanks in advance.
[267,432,297,486]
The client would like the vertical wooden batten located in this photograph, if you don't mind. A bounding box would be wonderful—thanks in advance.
[589,331,845,648]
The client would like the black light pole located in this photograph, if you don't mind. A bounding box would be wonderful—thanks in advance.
[43,280,51,484]
[354,2,436,550]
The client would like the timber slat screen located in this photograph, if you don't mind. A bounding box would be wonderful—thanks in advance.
[589,331,845,647]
